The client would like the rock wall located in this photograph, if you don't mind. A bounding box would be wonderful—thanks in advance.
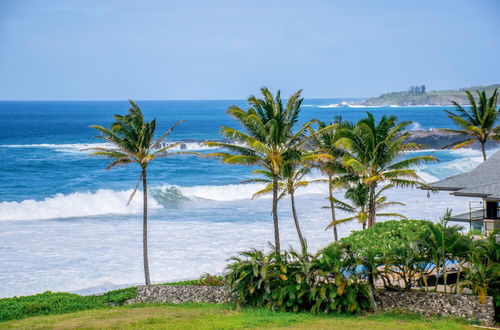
[129,285,228,304]
[375,291,495,326]
[129,286,495,326]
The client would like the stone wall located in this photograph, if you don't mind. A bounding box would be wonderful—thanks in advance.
[128,286,495,326]
[375,291,495,326]
[128,285,228,304]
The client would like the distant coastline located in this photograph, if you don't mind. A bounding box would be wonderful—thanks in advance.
[322,84,499,107]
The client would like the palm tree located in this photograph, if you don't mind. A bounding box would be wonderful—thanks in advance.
[205,88,312,253]
[335,113,436,228]
[88,100,184,285]
[246,162,312,252]
[309,119,352,241]
[441,88,499,161]
[327,183,406,230]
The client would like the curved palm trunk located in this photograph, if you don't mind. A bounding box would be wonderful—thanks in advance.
[142,168,151,285]
[480,141,487,161]
[328,176,338,242]
[272,175,281,254]
[367,182,376,228]
[290,192,306,252]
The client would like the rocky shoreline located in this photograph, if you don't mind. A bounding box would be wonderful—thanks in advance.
[407,130,499,150]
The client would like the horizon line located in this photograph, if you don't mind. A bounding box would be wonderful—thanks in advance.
[0,96,367,102]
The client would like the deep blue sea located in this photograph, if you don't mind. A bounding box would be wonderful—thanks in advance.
[0,99,487,297]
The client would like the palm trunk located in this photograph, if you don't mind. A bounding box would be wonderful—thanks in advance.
[328,176,338,242]
[272,175,281,254]
[290,192,306,252]
[142,168,151,285]
[480,141,487,161]
[367,182,376,228]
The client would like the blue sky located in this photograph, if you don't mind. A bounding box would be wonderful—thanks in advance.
[0,0,499,100]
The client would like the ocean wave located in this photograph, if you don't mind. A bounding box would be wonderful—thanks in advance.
[0,179,329,221]
[0,189,161,221]
[0,148,483,221]
[419,155,482,180]
[0,141,218,153]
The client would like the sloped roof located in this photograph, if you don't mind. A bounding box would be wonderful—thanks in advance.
[429,151,500,200]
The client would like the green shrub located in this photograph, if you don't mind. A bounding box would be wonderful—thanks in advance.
[340,219,430,255]
[105,286,138,304]
[0,291,108,322]
[162,273,224,286]
[225,246,372,314]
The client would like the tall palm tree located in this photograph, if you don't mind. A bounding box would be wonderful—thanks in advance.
[88,100,184,285]
[441,88,499,161]
[335,113,436,228]
[309,119,352,241]
[205,88,312,253]
[327,183,406,230]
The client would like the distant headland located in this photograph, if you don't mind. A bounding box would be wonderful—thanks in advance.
[353,83,500,107]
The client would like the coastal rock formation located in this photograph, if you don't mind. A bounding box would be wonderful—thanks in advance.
[407,130,500,150]
[360,84,499,106]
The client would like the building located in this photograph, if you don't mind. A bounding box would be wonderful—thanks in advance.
[428,151,500,234]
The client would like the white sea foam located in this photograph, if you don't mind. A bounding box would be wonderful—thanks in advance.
[0,189,161,221]
[0,187,475,298]
[0,141,218,153]
[0,148,485,222]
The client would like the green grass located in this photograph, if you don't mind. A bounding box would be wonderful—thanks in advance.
[0,303,475,329]
[0,277,226,322]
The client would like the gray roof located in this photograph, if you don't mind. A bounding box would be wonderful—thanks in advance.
[429,150,500,200]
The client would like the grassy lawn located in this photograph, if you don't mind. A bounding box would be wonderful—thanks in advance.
[0,303,475,329]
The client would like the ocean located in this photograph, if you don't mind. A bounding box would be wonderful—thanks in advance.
[0,99,488,297]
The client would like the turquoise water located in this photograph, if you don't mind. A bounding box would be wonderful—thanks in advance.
[0,100,487,297]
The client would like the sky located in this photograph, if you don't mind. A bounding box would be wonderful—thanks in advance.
[0,0,499,100]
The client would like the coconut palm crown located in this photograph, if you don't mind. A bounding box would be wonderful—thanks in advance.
[205,87,313,253]
[441,88,499,161]
[88,100,184,285]
[335,112,437,228]
[327,183,406,230]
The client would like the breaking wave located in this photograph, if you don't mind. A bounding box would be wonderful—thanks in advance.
[0,141,218,153]
[0,148,485,222]
[0,189,162,221]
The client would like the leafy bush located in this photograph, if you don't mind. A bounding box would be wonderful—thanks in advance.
[0,292,108,322]
[340,220,430,255]
[105,287,138,304]
[163,273,224,286]
[225,246,372,314]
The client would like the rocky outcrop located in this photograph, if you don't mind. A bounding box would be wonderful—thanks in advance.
[407,130,500,150]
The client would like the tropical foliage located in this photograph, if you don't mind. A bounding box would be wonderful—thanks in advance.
[339,220,499,298]
[89,100,184,285]
[225,247,373,314]
[245,161,312,251]
[308,119,351,241]
[205,88,313,253]
[441,88,500,160]
[334,113,436,227]
[328,183,406,230]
